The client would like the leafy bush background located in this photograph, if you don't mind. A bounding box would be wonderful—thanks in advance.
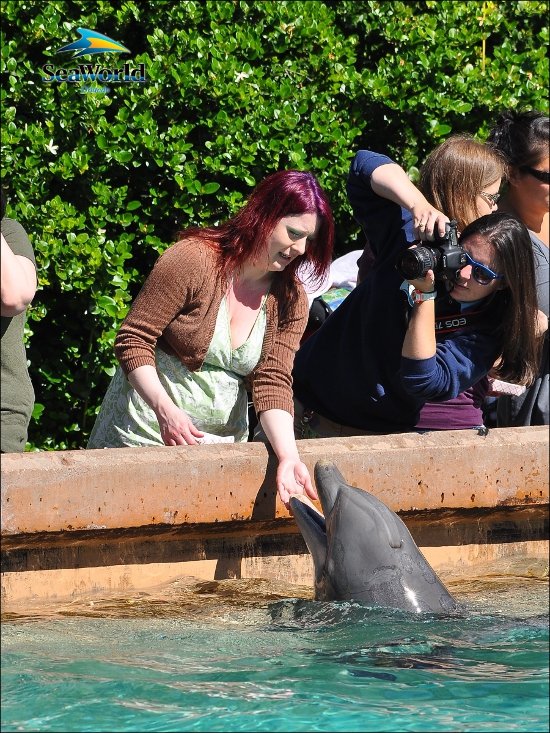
[1,0,548,450]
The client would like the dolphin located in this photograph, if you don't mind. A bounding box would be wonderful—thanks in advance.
[289,460,457,613]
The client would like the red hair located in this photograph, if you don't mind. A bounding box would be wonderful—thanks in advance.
[176,170,334,290]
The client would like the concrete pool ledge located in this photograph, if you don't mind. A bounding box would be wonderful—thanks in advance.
[1,426,548,607]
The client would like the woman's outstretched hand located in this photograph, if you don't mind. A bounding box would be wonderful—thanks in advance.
[258,408,319,510]
[275,456,318,510]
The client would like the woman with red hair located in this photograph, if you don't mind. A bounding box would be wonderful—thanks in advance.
[88,170,334,508]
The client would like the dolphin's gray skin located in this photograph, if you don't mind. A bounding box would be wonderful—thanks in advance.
[290,460,456,613]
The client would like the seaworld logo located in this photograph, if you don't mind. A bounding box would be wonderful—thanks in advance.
[56,28,130,58]
[41,28,147,93]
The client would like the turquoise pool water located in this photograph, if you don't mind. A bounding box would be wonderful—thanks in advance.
[2,576,548,732]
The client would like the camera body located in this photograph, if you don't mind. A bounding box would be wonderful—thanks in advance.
[395,220,467,282]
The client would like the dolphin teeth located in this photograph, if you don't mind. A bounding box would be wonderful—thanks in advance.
[291,494,324,519]
[289,496,327,587]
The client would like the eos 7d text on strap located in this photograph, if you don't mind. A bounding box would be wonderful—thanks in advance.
[434,308,488,336]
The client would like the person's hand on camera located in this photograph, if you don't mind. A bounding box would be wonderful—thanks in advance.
[410,200,449,241]
[369,165,449,241]
[406,262,435,294]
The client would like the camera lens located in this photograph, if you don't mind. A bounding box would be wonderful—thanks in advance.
[396,247,437,280]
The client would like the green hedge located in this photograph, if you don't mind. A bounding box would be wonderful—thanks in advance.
[1,0,548,450]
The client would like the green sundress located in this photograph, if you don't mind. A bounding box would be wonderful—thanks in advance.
[87,295,267,448]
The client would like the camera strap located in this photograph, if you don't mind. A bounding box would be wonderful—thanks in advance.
[434,297,491,337]
[401,283,494,336]
[434,308,488,336]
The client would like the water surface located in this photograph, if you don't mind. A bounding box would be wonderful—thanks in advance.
[2,575,548,732]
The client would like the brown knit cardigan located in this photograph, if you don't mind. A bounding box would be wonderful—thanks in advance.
[114,238,309,416]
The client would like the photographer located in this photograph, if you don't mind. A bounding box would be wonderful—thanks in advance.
[291,151,542,437]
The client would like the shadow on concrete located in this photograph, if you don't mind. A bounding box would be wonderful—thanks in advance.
[251,447,278,522]
[213,555,242,580]
[213,446,279,580]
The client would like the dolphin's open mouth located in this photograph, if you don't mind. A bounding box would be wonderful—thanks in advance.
[289,496,327,586]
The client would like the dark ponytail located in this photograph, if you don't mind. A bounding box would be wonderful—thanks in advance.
[487,110,549,168]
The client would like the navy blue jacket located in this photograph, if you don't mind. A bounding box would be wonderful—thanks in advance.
[292,151,503,432]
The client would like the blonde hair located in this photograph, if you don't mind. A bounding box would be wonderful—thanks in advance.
[420,136,505,232]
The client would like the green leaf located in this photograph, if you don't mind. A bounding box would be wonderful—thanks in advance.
[32,403,45,421]
[115,151,133,163]
[96,295,117,308]
[433,124,452,136]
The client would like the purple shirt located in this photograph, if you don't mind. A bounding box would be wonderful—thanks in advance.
[416,377,490,430]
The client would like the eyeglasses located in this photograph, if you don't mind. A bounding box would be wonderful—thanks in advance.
[479,191,501,206]
[463,253,504,285]
[519,166,550,184]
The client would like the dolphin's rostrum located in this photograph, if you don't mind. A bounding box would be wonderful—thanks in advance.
[290,460,456,613]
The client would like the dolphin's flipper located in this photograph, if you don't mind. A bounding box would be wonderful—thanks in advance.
[289,496,327,585]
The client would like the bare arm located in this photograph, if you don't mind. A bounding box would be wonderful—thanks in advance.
[1,233,37,316]
[402,270,437,360]
[127,365,204,446]
[259,408,318,509]
[536,308,548,336]
[370,163,449,240]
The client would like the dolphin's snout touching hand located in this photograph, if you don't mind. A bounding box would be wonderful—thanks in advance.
[275,457,318,510]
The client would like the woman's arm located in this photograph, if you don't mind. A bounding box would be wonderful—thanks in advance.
[114,239,209,376]
[1,233,37,317]
[251,285,309,416]
[401,269,437,360]
[128,365,204,445]
[346,151,450,252]
[250,285,316,508]
[259,408,317,509]
[536,308,548,336]
[370,164,449,241]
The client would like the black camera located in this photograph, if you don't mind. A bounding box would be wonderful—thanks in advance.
[395,220,467,282]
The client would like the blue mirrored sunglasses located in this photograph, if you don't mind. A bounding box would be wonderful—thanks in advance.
[464,253,504,285]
